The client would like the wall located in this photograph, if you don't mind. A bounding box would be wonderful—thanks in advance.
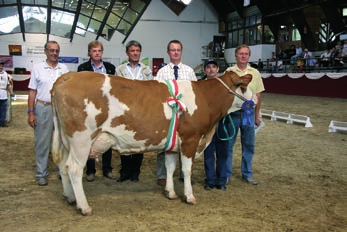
[0,0,220,72]
[224,44,276,64]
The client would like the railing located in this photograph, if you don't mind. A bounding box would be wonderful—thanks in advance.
[228,56,347,73]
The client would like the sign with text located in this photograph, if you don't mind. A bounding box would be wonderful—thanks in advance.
[8,45,22,56]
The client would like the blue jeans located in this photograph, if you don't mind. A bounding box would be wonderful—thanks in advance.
[227,109,255,179]
[204,119,230,186]
[0,99,7,124]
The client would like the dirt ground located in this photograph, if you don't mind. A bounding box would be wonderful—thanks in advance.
[0,92,346,232]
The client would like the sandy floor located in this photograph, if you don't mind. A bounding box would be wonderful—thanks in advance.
[0,92,346,232]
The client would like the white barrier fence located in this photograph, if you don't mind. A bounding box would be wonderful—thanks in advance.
[261,109,313,128]
[328,121,347,133]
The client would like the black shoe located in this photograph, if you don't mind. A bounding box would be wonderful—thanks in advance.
[116,176,130,183]
[131,176,139,183]
[0,123,8,127]
[216,185,227,191]
[103,172,116,180]
[204,184,214,190]
[131,173,139,182]
[86,174,95,182]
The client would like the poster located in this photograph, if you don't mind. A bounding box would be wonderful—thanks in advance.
[8,45,22,56]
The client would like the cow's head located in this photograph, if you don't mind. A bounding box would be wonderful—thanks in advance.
[220,70,252,93]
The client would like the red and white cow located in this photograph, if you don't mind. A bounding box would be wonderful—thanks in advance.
[51,70,252,215]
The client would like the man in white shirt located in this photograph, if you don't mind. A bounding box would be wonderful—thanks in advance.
[28,41,69,186]
[0,62,13,127]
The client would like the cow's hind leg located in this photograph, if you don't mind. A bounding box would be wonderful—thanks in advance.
[65,148,92,216]
[181,154,196,205]
[60,148,76,204]
[165,152,178,200]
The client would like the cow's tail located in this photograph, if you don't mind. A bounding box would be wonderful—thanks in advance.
[51,94,64,164]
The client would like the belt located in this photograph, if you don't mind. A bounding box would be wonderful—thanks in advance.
[36,99,52,106]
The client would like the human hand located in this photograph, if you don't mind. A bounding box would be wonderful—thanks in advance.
[28,114,36,128]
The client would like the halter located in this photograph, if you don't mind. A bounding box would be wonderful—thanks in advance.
[214,76,248,102]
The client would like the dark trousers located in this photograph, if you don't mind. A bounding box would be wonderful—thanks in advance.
[86,148,113,176]
[0,99,7,124]
[204,119,230,186]
[119,153,144,178]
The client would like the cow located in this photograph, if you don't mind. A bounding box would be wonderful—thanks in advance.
[51,70,253,215]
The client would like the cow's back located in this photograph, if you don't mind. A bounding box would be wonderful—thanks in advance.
[51,71,177,153]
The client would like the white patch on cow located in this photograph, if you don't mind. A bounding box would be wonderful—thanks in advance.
[102,76,129,122]
[96,76,163,154]
[84,98,102,130]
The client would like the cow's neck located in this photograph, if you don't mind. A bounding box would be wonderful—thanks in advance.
[205,76,237,117]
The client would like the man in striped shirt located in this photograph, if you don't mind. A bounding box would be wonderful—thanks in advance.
[154,39,197,186]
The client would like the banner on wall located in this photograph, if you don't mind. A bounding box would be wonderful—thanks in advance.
[8,45,22,56]
[0,55,13,68]
[58,56,79,64]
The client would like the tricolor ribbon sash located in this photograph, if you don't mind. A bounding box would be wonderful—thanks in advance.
[164,80,187,151]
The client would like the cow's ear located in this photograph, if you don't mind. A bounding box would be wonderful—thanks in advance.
[240,74,252,86]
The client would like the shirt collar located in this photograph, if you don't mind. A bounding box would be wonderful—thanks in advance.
[233,64,250,72]
[43,61,60,69]
[126,62,141,68]
[169,63,182,69]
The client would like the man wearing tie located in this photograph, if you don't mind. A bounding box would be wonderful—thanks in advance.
[154,40,197,186]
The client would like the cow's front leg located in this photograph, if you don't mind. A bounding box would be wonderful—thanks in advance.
[165,152,178,200]
[181,154,196,204]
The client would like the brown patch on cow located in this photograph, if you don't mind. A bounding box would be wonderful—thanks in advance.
[109,77,171,146]
[177,71,251,158]
[52,72,110,137]
[240,74,252,93]
[90,128,102,140]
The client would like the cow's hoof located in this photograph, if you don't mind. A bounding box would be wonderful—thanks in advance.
[81,208,93,216]
[186,197,197,205]
[64,195,76,205]
[165,191,178,200]
[67,199,76,205]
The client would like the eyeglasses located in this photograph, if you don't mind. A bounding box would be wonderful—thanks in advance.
[169,49,181,52]
[46,48,60,53]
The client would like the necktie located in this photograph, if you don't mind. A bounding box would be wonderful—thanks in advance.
[173,65,178,80]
